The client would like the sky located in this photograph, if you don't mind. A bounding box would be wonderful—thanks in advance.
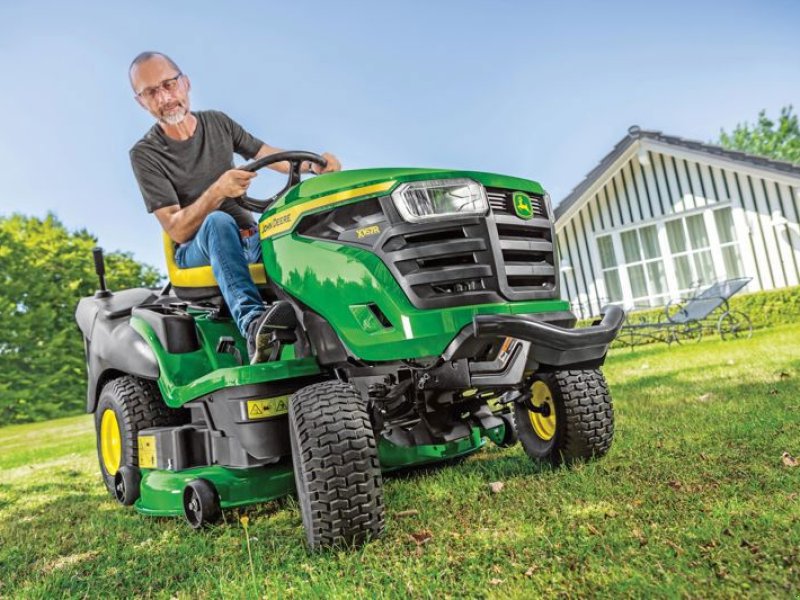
[1,0,799,270]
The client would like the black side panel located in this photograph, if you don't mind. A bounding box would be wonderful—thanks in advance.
[190,377,326,462]
[139,425,211,470]
[303,311,349,365]
[76,288,161,413]
[131,306,200,354]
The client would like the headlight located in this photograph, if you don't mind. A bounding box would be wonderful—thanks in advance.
[391,178,488,223]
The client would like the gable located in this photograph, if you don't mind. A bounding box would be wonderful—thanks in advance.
[555,130,800,230]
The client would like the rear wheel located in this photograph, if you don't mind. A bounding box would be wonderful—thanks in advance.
[289,381,385,551]
[95,376,186,500]
[514,370,614,465]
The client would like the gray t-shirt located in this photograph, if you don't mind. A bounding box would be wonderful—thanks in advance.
[130,110,265,229]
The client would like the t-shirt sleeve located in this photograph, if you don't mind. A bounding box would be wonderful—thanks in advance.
[217,111,265,160]
[130,148,180,213]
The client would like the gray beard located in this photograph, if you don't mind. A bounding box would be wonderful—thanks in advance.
[160,108,187,126]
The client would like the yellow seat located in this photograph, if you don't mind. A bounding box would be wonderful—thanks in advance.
[163,232,268,292]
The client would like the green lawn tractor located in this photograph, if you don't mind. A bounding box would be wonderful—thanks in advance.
[75,151,624,550]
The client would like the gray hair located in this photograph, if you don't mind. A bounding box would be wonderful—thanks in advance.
[128,51,181,86]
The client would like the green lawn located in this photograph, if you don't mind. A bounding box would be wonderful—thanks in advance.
[1,324,799,598]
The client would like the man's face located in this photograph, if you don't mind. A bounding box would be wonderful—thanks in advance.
[131,56,191,125]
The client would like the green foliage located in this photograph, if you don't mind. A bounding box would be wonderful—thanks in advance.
[579,285,800,349]
[727,284,800,328]
[631,285,800,329]
[0,214,160,426]
[718,105,800,164]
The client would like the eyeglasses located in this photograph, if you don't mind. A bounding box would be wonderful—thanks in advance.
[136,73,183,101]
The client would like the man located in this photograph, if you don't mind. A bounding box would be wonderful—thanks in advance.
[128,51,341,363]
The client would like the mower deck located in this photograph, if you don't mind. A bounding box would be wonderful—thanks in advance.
[134,425,499,517]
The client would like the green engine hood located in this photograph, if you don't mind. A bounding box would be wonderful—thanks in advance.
[272,167,546,211]
[257,166,564,363]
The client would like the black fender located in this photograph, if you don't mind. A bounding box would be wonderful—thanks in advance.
[75,288,160,413]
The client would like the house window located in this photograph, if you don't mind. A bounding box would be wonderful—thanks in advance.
[597,235,623,302]
[665,215,717,293]
[595,206,743,310]
[713,207,744,278]
[619,225,667,307]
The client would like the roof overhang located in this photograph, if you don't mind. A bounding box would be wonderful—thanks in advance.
[554,129,800,233]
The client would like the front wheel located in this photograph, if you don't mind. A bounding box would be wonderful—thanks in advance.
[289,381,385,551]
[513,370,614,465]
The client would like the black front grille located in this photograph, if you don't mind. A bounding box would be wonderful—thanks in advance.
[487,188,556,299]
[380,218,503,308]
[486,189,547,219]
[495,218,556,292]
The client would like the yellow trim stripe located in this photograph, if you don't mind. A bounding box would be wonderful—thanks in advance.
[259,181,396,239]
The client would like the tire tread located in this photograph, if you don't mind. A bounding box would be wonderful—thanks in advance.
[290,381,385,550]
[555,369,614,462]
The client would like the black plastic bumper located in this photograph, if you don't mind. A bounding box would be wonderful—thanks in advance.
[473,306,626,368]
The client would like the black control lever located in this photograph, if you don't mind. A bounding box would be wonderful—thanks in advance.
[93,247,111,298]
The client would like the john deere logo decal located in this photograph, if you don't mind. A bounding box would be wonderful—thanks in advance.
[513,192,533,220]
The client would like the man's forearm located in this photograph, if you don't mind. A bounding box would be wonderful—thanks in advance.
[160,185,223,244]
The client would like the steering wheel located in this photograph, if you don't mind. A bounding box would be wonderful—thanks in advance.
[233,150,328,213]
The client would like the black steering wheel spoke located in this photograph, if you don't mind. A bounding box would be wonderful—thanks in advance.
[289,159,304,187]
[233,150,327,214]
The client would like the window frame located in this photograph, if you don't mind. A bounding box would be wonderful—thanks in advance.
[592,203,743,309]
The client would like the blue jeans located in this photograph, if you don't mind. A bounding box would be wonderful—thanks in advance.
[175,211,264,336]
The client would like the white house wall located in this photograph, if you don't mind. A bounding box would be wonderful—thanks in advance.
[555,142,800,318]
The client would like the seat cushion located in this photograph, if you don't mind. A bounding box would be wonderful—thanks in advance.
[163,232,268,288]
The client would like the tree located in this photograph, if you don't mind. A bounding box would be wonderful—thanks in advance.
[0,214,161,425]
[718,105,800,165]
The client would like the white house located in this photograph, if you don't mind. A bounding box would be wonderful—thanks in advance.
[553,126,800,319]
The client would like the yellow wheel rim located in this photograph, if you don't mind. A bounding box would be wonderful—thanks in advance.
[100,409,122,475]
[528,380,556,441]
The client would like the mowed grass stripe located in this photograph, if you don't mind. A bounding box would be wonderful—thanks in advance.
[0,324,798,598]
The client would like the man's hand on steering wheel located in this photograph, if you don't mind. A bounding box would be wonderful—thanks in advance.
[212,169,257,201]
[233,150,333,213]
[309,152,341,174]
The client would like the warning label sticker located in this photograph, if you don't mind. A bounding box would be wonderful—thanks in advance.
[138,435,157,469]
[246,396,290,420]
